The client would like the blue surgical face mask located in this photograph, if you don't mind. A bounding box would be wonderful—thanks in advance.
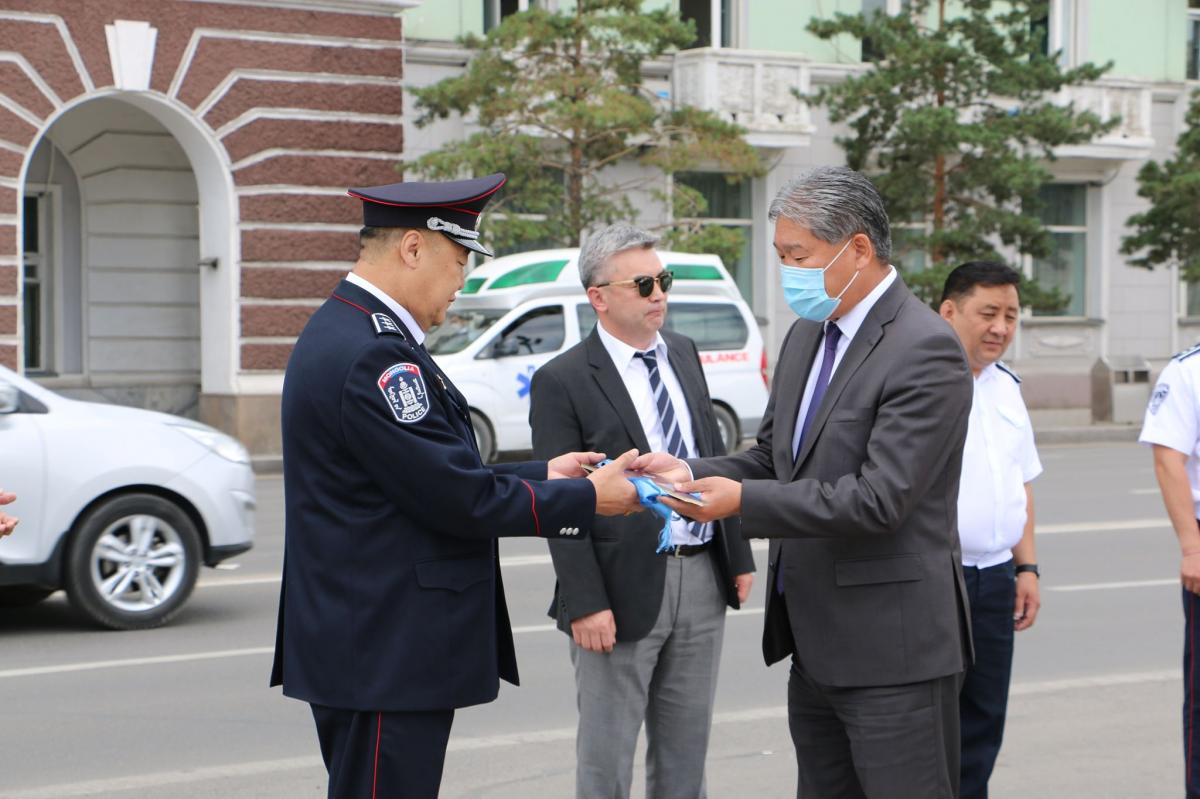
[779,238,858,321]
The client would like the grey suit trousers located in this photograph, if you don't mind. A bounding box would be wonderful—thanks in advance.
[570,550,727,799]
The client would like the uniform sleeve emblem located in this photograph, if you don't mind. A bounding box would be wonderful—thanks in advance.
[1150,383,1170,415]
[378,363,431,424]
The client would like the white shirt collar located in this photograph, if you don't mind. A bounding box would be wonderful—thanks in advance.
[595,319,667,371]
[344,272,426,345]
[831,266,897,341]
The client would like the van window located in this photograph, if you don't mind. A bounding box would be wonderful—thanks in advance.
[665,303,748,350]
[577,304,597,340]
[576,302,747,351]
[427,308,508,355]
[477,306,565,360]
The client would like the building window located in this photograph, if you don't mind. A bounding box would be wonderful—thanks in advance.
[1028,184,1087,317]
[484,0,551,32]
[21,194,50,372]
[681,0,737,49]
[673,171,753,302]
[1031,0,1076,66]
[1189,1,1200,80]
[860,0,909,62]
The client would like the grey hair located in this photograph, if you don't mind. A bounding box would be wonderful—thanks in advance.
[768,166,892,263]
[578,223,659,288]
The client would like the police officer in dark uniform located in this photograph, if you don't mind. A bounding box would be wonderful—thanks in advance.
[270,173,643,798]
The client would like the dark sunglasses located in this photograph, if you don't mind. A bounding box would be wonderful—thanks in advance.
[596,270,674,297]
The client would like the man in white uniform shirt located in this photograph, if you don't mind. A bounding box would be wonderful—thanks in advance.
[939,261,1042,799]
[529,224,755,799]
[1140,340,1200,797]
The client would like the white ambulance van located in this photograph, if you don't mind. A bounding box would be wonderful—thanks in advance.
[427,248,770,461]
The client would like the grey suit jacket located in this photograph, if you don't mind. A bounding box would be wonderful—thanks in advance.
[692,276,973,687]
[530,327,756,642]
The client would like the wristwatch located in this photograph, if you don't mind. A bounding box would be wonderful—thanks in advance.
[1014,563,1040,578]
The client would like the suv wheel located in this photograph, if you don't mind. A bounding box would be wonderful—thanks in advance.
[65,494,202,630]
[470,409,497,463]
[712,403,739,454]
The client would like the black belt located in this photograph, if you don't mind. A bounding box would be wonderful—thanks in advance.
[662,541,711,558]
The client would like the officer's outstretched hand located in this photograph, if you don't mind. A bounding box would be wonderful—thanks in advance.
[588,449,643,517]
[547,451,607,480]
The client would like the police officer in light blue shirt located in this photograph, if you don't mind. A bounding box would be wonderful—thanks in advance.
[940,261,1042,799]
[1140,340,1200,798]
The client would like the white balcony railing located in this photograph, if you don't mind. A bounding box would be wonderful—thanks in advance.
[1053,80,1154,160]
[672,48,815,149]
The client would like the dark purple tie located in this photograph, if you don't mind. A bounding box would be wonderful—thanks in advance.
[777,322,843,594]
[792,322,843,460]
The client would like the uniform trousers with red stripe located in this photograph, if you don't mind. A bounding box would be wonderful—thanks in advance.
[311,704,455,799]
[1185,589,1200,799]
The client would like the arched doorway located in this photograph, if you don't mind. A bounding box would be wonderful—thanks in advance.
[19,92,237,416]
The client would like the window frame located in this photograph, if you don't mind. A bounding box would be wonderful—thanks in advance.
[20,188,59,375]
[670,171,754,304]
[1024,183,1089,319]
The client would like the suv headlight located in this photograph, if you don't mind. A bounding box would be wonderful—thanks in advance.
[170,424,251,465]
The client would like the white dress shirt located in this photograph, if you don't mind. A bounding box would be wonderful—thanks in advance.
[596,321,711,546]
[1141,350,1200,518]
[792,266,898,456]
[345,272,426,345]
[957,363,1043,568]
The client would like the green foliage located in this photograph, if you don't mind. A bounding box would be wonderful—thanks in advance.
[1121,90,1200,282]
[406,0,763,256]
[657,182,747,270]
[808,0,1112,309]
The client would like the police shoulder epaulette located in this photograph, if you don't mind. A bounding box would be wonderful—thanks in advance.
[371,312,407,340]
[1174,342,1200,362]
[995,361,1021,383]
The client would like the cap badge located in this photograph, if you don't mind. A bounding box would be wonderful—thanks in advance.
[427,216,480,241]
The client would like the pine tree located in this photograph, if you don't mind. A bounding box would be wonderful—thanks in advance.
[1121,91,1200,281]
[407,0,762,266]
[808,0,1113,308]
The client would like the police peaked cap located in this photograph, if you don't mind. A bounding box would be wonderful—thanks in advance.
[347,173,507,257]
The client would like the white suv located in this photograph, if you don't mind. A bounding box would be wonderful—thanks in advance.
[0,366,255,629]
[427,248,770,461]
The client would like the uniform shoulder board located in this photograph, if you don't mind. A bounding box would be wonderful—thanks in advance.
[1173,342,1200,362]
[995,360,1021,383]
[371,312,407,339]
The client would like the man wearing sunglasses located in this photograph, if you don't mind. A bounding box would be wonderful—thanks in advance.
[529,224,755,799]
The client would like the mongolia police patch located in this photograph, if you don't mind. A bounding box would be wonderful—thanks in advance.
[1150,383,1170,415]
[378,363,430,424]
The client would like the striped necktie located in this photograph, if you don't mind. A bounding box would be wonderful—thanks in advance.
[635,350,703,543]
[634,349,689,460]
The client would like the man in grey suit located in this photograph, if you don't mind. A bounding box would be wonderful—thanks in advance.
[636,167,974,798]
[529,224,755,799]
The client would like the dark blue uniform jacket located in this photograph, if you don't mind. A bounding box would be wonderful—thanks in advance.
[270,279,596,712]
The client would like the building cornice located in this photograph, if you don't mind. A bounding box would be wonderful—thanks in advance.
[184,0,419,16]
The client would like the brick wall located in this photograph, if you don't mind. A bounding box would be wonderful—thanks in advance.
[0,0,405,373]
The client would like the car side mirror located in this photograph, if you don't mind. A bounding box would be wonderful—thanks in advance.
[0,383,19,414]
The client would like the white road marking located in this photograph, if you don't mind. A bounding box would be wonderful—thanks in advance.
[1130,488,1162,495]
[0,669,1177,797]
[201,519,1172,588]
[1037,518,1169,534]
[1048,578,1178,592]
[0,648,274,680]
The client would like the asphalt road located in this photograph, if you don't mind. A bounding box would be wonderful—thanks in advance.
[0,442,1184,798]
